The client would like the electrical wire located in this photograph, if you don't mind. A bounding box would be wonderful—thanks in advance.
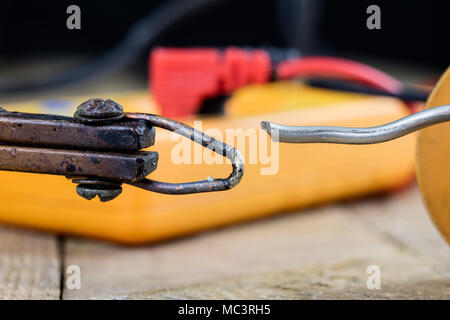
[125,112,244,194]
[276,56,427,110]
[0,0,224,94]
[276,56,404,94]
[306,78,429,102]
[261,104,450,144]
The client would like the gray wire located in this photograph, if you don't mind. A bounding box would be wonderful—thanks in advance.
[261,104,450,144]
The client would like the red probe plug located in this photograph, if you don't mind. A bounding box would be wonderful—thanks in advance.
[150,48,271,117]
[150,47,417,117]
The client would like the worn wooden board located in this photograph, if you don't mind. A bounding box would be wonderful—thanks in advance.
[62,186,450,300]
[0,186,447,300]
[0,226,60,299]
[352,186,450,264]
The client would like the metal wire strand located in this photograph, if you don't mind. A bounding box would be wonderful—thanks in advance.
[125,113,244,194]
[261,104,450,144]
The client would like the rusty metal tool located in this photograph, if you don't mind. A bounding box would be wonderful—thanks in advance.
[0,99,244,202]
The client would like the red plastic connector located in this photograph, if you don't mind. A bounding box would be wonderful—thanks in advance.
[150,48,271,117]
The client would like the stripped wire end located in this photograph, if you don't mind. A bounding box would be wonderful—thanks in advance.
[260,121,278,142]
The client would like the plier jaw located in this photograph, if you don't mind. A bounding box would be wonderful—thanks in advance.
[0,99,244,202]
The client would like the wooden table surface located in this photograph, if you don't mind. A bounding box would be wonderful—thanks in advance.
[0,185,449,300]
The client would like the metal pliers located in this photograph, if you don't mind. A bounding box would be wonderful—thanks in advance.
[0,99,244,201]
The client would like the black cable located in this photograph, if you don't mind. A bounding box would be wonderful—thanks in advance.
[0,0,224,94]
[306,78,430,102]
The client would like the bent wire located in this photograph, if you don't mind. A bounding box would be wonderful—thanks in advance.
[261,105,450,145]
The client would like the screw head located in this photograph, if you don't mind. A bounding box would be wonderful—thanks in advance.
[74,99,124,123]
[76,184,122,202]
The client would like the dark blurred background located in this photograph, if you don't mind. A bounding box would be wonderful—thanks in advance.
[0,0,448,96]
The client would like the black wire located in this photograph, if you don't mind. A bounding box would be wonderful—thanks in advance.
[0,0,224,94]
[306,78,430,102]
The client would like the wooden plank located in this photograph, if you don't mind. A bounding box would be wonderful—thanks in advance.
[63,186,450,299]
[351,185,450,264]
[0,226,60,299]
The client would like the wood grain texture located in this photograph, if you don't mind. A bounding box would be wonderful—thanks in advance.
[0,226,60,299]
[351,185,450,264]
[62,186,450,300]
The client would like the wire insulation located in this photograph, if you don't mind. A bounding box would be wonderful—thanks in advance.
[277,56,404,93]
